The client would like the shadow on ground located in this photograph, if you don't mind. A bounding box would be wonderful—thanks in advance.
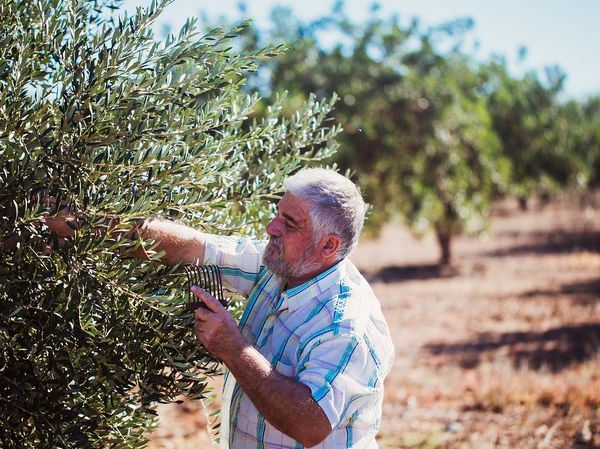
[485,230,600,257]
[363,264,458,284]
[424,322,600,372]
[520,278,600,305]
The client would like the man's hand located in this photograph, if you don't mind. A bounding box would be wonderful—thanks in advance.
[44,215,78,239]
[43,203,79,238]
[192,286,248,361]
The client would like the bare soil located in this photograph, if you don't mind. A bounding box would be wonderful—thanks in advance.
[149,197,600,449]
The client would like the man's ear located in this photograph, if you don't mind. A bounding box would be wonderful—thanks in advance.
[322,234,341,259]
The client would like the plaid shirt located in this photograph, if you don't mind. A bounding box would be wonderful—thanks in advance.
[204,235,394,449]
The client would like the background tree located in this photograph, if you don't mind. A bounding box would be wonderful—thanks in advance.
[240,5,510,264]
[482,60,586,208]
[554,96,600,190]
[584,97,600,188]
[401,53,508,264]
[0,0,339,447]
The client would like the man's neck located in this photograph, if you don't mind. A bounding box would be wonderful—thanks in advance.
[284,259,340,290]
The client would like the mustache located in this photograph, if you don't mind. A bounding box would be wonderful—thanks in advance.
[268,237,283,249]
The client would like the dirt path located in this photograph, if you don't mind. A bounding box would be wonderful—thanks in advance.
[149,198,600,449]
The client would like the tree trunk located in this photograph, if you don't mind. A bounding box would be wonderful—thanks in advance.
[436,229,452,265]
[518,196,528,211]
[540,191,551,208]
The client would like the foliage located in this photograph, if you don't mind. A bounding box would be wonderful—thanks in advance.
[555,96,600,189]
[225,1,600,262]
[236,5,509,263]
[0,0,339,447]
[482,60,586,203]
[584,97,600,187]
[401,54,507,263]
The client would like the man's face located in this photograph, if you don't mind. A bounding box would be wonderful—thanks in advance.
[262,192,323,281]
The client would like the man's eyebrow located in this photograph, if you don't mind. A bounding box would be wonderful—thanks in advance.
[282,212,300,226]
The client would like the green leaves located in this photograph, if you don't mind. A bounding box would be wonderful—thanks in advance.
[244,9,507,262]
[236,5,598,262]
[0,0,338,447]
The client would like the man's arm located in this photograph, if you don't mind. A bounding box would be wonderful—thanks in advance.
[132,218,206,265]
[44,212,206,266]
[192,286,332,447]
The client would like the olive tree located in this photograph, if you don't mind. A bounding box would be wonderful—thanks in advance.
[0,0,339,447]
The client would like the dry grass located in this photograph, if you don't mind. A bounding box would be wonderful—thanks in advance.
[149,196,600,449]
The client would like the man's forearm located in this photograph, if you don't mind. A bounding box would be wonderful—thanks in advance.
[221,344,331,447]
[133,218,206,265]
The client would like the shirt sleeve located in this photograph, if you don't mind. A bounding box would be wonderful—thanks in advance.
[296,332,383,430]
[203,234,266,297]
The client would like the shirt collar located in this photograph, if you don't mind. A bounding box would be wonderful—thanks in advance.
[277,259,346,313]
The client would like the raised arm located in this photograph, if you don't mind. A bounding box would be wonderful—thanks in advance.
[44,212,206,266]
[134,218,206,265]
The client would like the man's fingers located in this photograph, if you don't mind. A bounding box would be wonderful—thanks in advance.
[190,285,221,313]
[193,320,206,342]
[194,307,211,321]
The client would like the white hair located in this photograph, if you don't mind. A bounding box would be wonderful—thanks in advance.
[285,168,365,260]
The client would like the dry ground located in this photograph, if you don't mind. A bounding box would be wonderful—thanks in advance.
[149,196,600,449]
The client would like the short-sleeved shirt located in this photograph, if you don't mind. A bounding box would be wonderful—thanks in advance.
[203,234,395,449]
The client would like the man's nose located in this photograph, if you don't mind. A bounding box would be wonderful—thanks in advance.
[266,218,282,237]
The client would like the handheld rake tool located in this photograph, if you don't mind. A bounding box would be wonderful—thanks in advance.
[183,265,227,311]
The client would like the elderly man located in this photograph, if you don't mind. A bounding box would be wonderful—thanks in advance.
[49,168,394,448]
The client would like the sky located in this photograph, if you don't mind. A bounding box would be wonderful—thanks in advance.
[125,0,600,100]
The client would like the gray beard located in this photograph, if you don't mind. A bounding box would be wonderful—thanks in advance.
[262,237,322,281]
